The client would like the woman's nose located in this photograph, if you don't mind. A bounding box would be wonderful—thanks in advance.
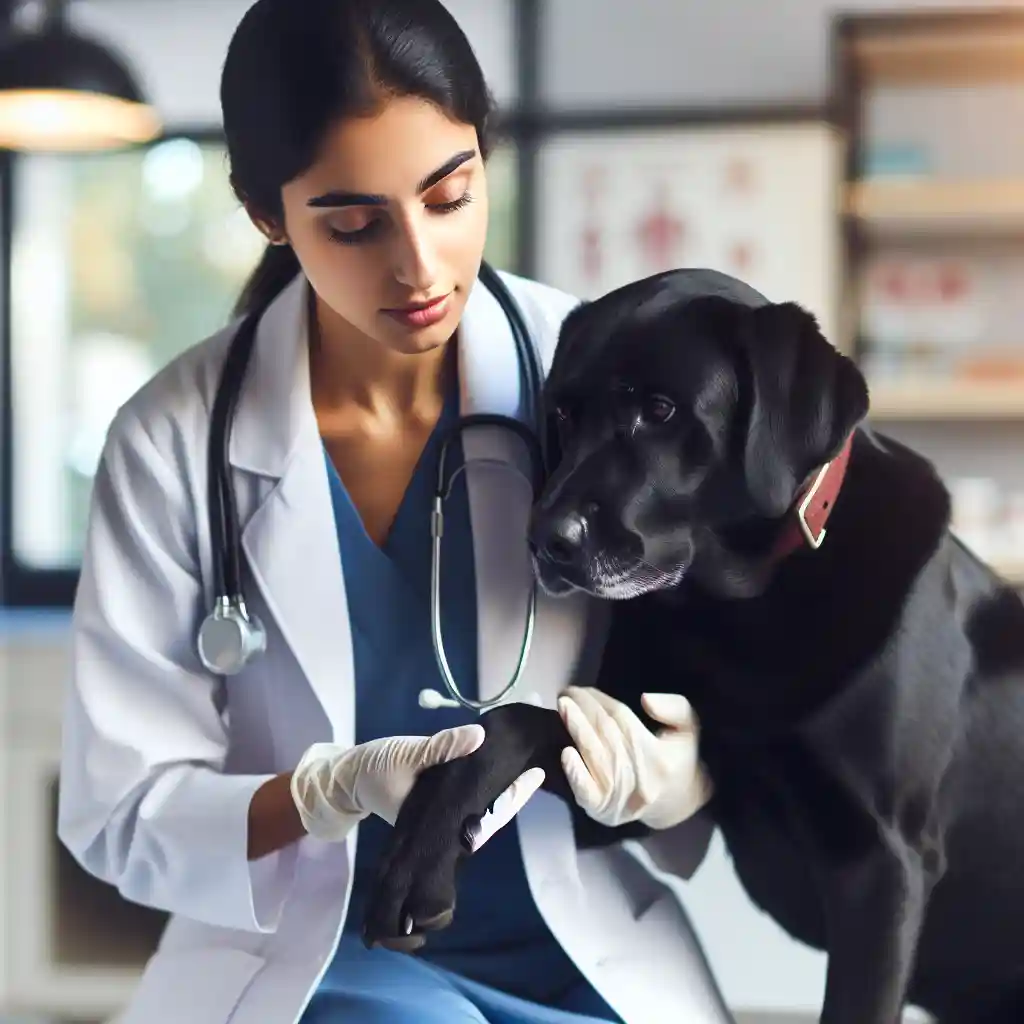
[392,219,438,292]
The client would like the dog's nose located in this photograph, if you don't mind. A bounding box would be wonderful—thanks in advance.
[545,513,585,564]
[529,502,600,565]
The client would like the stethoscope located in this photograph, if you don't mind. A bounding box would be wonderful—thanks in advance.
[196,261,547,714]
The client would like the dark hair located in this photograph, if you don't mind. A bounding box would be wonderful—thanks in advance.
[220,0,496,318]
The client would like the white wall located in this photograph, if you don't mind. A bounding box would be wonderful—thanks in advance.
[69,0,517,127]
[68,0,1015,124]
[541,0,1010,107]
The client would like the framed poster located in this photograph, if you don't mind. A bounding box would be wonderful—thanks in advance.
[534,119,843,343]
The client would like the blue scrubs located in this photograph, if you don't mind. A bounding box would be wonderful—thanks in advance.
[301,372,622,1023]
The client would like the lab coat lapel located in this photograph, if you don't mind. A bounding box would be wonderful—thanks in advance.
[457,273,590,713]
[459,275,592,914]
[228,275,354,743]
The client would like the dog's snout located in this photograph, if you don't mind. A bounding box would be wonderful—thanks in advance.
[529,501,601,565]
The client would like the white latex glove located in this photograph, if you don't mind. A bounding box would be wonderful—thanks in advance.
[290,723,546,849]
[557,686,713,830]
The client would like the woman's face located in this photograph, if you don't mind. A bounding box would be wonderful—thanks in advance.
[269,95,490,356]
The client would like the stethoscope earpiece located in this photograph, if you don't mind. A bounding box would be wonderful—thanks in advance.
[417,687,546,713]
[418,688,463,710]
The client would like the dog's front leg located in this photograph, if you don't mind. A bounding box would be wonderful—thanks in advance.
[818,840,931,1024]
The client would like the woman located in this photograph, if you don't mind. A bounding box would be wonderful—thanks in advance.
[56,1,731,1022]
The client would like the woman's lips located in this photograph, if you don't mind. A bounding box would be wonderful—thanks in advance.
[382,292,452,329]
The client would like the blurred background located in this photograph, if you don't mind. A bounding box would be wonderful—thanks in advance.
[0,1,1021,1021]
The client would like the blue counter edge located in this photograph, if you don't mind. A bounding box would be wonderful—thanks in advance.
[0,608,73,639]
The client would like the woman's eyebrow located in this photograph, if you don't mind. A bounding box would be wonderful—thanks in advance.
[306,148,477,209]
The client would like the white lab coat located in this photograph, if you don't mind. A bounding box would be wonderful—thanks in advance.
[57,269,733,1024]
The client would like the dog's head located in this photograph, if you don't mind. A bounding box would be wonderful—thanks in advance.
[528,269,870,600]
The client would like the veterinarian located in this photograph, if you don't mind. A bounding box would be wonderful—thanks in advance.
[56,1,727,1022]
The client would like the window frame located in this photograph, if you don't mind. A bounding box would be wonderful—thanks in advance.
[0,125,236,607]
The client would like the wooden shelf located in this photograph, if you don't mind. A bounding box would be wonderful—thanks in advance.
[850,27,1024,85]
[844,179,1024,233]
[867,380,1024,421]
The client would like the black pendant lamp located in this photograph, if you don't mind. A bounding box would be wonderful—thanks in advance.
[0,0,161,151]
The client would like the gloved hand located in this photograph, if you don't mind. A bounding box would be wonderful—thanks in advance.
[557,686,713,830]
[290,723,546,848]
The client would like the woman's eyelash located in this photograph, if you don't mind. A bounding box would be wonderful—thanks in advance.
[329,191,474,246]
[430,191,473,213]
[329,223,380,245]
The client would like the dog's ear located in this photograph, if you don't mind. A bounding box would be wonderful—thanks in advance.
[547,299,593,388]
[542,301,595,472]
[741,301,869,517]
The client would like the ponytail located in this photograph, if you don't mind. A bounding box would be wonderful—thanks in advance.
[233,242,301,319]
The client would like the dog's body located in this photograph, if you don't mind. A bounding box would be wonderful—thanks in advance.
[361,270,1024,1024]
[589,430,1024,1024]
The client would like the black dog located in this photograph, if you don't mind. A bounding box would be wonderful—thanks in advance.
[362,269,1024,1024]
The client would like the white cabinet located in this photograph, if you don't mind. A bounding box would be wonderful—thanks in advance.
[0,633,163,1022]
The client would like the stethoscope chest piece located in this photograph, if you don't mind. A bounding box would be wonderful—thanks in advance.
[197,596,267,676]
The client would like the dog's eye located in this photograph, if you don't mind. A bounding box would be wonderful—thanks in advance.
[641,394,676,425]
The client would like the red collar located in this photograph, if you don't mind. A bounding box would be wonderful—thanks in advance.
[770,434,854,562]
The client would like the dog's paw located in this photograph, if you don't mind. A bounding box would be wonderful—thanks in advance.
[360,754,485,951]
[361,703,572,951]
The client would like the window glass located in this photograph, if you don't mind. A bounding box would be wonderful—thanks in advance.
[7,136,520,573]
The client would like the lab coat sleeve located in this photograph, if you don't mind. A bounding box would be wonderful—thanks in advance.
[57,406,296,934]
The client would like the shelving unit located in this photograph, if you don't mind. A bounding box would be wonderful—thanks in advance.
[832,11,1024,574]
[834,7,1024,364]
